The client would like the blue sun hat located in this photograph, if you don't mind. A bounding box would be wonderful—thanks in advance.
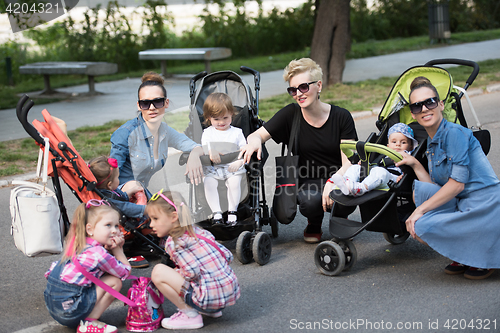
[388,123,419,151]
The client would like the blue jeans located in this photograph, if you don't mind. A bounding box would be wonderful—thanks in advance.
[184,285,222,314]
[44,261,96,328]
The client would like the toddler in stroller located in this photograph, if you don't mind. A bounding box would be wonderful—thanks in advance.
[183,67,277,265]
[314,58,487,276]
[330,123,418,197]
[201,92,247,227]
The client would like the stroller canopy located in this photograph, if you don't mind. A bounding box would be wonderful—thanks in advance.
[33,110,100,203]
[378,66,458,126]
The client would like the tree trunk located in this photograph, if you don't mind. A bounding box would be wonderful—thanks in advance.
[310,0,351,85]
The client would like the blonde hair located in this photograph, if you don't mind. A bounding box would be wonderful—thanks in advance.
[409,76,440,102]
[145,191,195,243]
[138,71,167,99]
[61,203,120,262]
[283,58,323,83]
[88,156,118,190]
[203,93,235,126]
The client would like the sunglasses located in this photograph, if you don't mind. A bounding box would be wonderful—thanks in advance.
[409,97,439,114]
[138,97,166,110]
[85,199,111,209]
[287,81,318,96]
[150,188,178,212]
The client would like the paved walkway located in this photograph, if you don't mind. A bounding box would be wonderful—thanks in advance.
[2,39,500,143]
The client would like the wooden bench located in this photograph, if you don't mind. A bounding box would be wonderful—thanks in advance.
[19,62,118,95]
[138,48,232,77]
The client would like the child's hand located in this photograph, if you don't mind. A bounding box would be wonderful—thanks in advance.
[106,231,125,252]
[123,180,144,197]
[228,159,244,172]
[209,149,221,164]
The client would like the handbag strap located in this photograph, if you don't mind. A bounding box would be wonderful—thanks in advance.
[71,256,138,307]
[36,137,50,188]
[282,104,301,157]
[197,235,227,261]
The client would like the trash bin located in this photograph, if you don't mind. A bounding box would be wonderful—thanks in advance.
[428,0,451,42]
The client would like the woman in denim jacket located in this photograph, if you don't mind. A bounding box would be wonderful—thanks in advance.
[397,76,500,280]
[110,72,204,192]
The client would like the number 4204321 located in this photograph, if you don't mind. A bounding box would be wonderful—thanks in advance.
[6,2,62,15]
[444,319,497,330]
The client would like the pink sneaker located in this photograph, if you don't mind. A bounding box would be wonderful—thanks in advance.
[161,311,203,330]
[77,320,117,333]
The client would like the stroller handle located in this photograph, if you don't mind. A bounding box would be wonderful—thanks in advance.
[424,58,479,89]
[16,94,45,146]
[189,71,208,98]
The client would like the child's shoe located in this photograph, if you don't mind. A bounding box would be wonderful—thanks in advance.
[226,211,238,227]
[161,310,203,330]
[77,320,117,333]
[345,180,367,197]
[330,174,350,196]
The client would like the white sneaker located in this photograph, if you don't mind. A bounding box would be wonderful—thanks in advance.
[161,310,203,330]
[77,320,117,333]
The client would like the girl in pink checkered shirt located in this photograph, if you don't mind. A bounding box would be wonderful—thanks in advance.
[148,190,240,330]
[44,200,131,333]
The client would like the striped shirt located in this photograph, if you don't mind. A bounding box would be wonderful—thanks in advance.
[166,227,240,310]
[45,238,131,286]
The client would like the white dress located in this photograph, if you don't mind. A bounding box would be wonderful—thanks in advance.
[201,126,246,180]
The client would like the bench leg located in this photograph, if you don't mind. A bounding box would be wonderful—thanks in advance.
[40,74,56,95]
[204,60,211,74]
[161,60,168,77]
[88,75,96,94]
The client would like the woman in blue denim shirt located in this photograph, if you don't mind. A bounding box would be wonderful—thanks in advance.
[110,72,204,192]
[397,76,500,280]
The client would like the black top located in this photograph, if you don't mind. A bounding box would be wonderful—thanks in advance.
[264,103,358,179]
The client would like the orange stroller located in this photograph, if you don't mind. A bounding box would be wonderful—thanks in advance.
[16,95,169,261]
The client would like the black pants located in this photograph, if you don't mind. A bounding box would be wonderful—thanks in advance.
[297,178,355,229]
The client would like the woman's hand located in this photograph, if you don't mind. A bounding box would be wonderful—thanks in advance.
[322,181,335,212]
[185,146,204,185]
[238,127,271,164]
[228,159,244,172]
[405,207,424,239]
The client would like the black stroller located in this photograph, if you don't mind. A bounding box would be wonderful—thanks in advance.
[314,59,490,276]
[16,95,170,264]
[181,67,278,265]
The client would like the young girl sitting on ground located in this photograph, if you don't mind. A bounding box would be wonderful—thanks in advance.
[330,123,418,197]
[88,156,148,219]
[147,190,240,330]
[201,92,247,226]
[44,200,131,333]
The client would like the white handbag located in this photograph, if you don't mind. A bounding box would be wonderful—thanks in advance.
[9,137,64,257]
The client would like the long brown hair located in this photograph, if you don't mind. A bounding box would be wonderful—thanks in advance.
[145,191,195,243]
[61,203,120,262]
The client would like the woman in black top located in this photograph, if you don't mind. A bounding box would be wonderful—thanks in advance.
[240,58,357,243]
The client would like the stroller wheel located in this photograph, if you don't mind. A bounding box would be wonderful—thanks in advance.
[236,231,253,264]
[314,241,345,276]
[337,240,357,272]
[253,232,272,266]
[383,232,410,245]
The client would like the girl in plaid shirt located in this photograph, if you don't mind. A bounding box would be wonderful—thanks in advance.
[44,200,131,333]
[148,190,240,330]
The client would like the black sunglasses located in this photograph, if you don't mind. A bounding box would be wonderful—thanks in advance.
[138,97,166,110]
[409,97,439,114]
[287,81,318,96]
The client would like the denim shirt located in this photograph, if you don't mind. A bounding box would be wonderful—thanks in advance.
[426,119,499,198]
[110,114,199,188]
